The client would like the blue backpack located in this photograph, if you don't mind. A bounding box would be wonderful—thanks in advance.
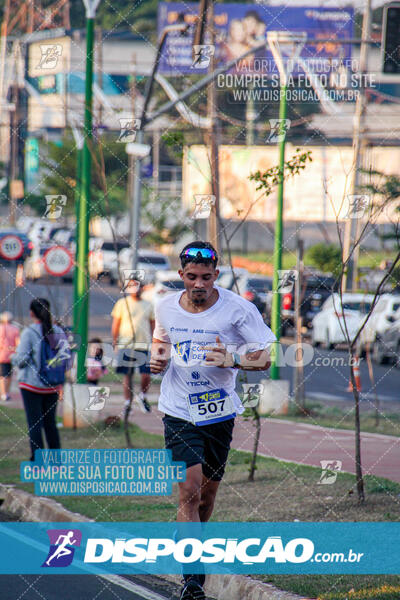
[32,327,71,386]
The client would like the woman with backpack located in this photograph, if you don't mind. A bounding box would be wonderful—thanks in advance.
[12,298,70,461]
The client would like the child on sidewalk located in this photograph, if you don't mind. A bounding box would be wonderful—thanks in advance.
[86,338,108,385]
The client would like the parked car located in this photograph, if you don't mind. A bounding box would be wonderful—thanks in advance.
[89,239,130,281]
[219,270,272,318]
[371,307,400,365]
[142,270,185,306]
[280,274,340,335]
[216,267,248,290]
[358,294,400,356]
[109,249,171,285]
[311,293,374,349]
[235,274,273,318]
[0,229,33,264]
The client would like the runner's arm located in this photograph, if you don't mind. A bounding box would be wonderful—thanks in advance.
[111,317,121,348]
[206,339,271,371]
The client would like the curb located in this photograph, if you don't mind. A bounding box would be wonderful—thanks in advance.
[162,574,310,600]
[0,484,310,600]
[0,483,93,523]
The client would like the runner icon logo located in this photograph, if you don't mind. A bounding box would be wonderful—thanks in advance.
[42,529,82,567]
[242,383,264,408]
[37,44,63,70]
[44,195,67,219]
[318,460,342,485]
[343,194,371,219]
[192,45,215,68]
[118,118,141,142]
[277,270,298,294]
[267,119,291,143]
[86,387,110,411]
[192,194,216,219]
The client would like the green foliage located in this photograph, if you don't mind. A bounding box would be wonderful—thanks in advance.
[23,130,129,217]
[141,190,189,246]
[306,243,342,275]
[249,149,312,195]
[360,168,400,244]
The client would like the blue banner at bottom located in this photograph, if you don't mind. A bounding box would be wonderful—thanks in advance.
[0,522,399,574]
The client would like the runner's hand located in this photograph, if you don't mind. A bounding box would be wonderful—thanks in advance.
[150,346,168,373]
[205,336,233,368]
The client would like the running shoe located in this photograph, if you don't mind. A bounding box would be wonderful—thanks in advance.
[179,578,205,600]
[136,392,151,413]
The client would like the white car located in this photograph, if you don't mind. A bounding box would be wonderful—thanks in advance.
[142,270,185,306]
[109,249,171,285]
[89,239,130,281]
[311,293,375,349]
[358,294,400,355]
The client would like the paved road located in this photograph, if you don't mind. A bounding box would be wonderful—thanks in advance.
[0,573,178,600]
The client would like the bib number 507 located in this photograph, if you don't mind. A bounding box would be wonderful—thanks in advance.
[197,399,225,415]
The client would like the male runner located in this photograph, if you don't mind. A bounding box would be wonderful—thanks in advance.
[150,241,276,600]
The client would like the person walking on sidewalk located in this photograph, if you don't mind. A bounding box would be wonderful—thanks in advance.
[112,277,155,414]
[12,298,70,461]
[150,241,276,600]
[0,312,20,401]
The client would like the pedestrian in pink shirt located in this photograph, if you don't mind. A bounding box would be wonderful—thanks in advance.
[0,312,20,401]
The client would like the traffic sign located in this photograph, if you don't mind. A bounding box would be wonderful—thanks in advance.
[0,235,24,260]
[43,245,73,276]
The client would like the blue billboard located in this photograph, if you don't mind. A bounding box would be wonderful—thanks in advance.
[157,3,354,75]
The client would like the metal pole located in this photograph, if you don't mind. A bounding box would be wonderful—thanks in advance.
[270,85,288,380]
[74,11,96,383]
[294,239,305,408]
[206,1,220,255]
[130,128,143,270]
[342,0,371,291]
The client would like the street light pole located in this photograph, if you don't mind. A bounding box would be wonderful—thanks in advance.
[342,0,372,292]
[267,31,306,380]
[129,24,189,271]
[73,0,100,383]
[269,84,287,380]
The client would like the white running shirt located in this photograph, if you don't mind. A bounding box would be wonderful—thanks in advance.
[153,285,276,421]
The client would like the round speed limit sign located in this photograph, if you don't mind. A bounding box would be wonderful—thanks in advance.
[0,235,24,260]
[43,246,73,277]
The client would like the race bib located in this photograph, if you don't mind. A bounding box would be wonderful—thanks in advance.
[187,388,236,426]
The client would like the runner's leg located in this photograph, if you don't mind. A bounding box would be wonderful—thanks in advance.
[123,372,133,403]
[177,463,203,522]
[198,476,220,522]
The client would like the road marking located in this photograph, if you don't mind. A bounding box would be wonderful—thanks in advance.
[101,574,168,600]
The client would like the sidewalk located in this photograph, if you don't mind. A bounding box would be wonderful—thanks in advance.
[6,381,400,483]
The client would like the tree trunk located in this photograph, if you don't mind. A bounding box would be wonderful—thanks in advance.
[350,356,365,503]
[248,407,261,482]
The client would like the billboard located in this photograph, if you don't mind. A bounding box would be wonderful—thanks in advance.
[183,145,400,223]
[158,3,354,75]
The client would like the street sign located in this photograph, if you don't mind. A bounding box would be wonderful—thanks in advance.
[43,245,73,276]
[0,235,24,260]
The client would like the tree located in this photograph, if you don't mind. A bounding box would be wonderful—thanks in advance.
[306,243,342,275]
[23,130,129,218]
[330,169,400,504]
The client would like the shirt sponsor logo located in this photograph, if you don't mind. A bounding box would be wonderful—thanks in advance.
[173,340,191,363]
[192,329,204,333]
[170,327,188,332]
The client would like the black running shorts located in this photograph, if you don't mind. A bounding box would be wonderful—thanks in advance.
[162,414,235,481]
